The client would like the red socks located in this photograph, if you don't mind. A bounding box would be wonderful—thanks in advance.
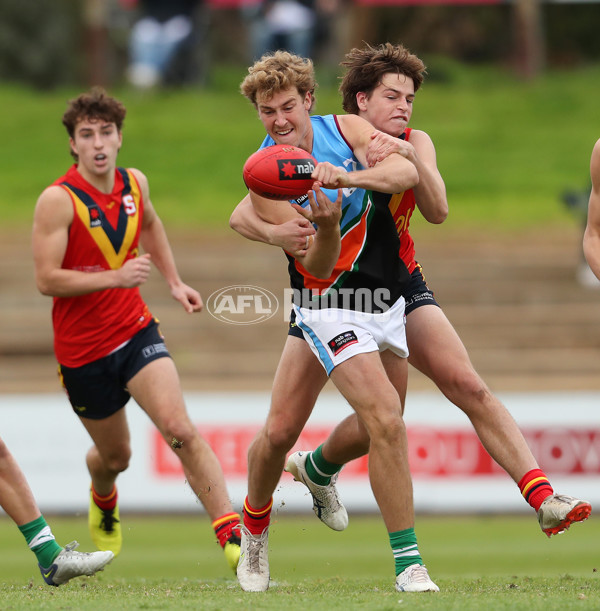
[518,468,553,511]
[91,484,117,511]
[212,512,241,547]
[243,496,273,535]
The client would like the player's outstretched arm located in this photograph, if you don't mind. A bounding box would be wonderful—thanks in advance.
[230,195,315,256]
[584,138,600,280]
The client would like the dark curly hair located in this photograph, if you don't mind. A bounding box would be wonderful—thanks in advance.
[62,88,126,160]
[340,43,427,115]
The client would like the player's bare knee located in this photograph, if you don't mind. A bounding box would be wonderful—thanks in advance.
[104,451,131,474]
[162,418,197,451]
[361,406,405,442]
[443,371,493,413]
[265,420,301,453]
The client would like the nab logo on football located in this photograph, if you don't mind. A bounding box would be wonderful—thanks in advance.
[207,285,279,325]
[278,158,315,181]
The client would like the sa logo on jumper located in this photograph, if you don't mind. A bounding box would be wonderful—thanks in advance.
[278,158,315,181]
[207,285,279,325]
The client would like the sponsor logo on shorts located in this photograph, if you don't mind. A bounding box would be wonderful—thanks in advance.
[207,285,279,325]
[404,290,435,310]
[328,331,358,356]
[142,343,169,358]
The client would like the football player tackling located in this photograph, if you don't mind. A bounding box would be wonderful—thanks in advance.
[234,50,439,594]
[231,44,592,591]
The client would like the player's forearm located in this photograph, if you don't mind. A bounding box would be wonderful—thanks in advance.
[298,225,341,279]
[230,204,274,245]
[347,156,419,194]
[36,268,121,297]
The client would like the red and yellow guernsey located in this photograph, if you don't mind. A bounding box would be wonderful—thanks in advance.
[51,165,152,367]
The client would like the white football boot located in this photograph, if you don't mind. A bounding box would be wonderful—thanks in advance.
[237,525,270,592]
[395,564,439,593]
[285,450,348,531]
[537,494,592,536]
[39,541,114,586]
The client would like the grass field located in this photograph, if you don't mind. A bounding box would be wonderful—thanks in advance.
[0,513,597,609]
[1,62,599,233]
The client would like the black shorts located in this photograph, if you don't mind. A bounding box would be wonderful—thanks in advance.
[58,319,171,420]
[403,263,439,315]
[287,262,439,338]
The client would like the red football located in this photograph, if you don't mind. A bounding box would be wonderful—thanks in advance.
[243,144,317,200]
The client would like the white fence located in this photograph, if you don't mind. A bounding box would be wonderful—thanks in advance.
[1,391,598,515]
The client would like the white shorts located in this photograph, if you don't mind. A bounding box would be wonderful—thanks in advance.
[293,297,408,375]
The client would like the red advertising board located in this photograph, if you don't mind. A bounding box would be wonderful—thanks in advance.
[153,425,600,479]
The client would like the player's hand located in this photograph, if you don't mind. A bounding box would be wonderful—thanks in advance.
[171,282,203,313]
[118,253,152,287]
[367,130,416,167]
[268,217,316,255]
[292,184,342,230]
[311,161,350,189]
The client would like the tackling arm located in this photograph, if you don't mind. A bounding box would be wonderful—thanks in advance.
[332,114,419,194]
[409,130,448,224]
[369,129,447,224]
[365,128,447,223]
[247,186,341,279]
[230,194,316,256]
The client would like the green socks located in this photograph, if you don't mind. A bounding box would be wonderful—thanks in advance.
[18,516,62,568]
[389,527,423,575]
[304,445,344,486]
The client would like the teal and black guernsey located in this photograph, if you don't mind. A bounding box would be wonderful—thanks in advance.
[261,115,411,313]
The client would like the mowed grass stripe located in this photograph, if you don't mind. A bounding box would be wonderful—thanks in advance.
[0,513,596,609]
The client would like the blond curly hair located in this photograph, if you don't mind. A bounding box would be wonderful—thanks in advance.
[240,51,317,110]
